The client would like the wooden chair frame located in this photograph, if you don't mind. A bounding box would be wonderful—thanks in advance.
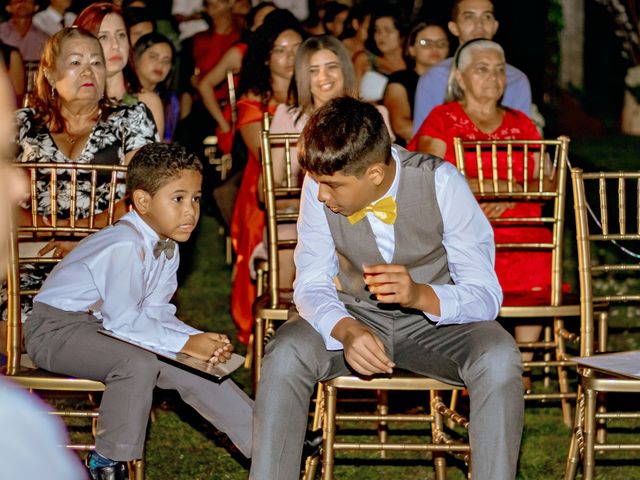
[3,161,143,479]
[453,136,578,426]
[252,128,300,389]
[565,168,640,480]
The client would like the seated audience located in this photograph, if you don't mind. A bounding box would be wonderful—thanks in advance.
[75,2,165,138]
[408,39,551,373]
[250,96,523,480]
[0,0,48,63]
[196,1,276,152]
[0,40,25,105]
[0,27,157,326]
[24,143,252,479]
[134,32,179,142]
[33,0,77,37]
[383,21,448,144]
[322,1,349,38]
[340,1,372,60]
[412,0,531,134]
[353,6,408,101]
[230,10,304,344]
[123,5,155,47]
[267,34,394,290]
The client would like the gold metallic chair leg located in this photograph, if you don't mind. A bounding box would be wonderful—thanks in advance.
[253,316,264,392]
[431,391,447,480]
[564,384,583,480]
[555,318,573,426]
[377,390,388,459]
[130,459,144,480]
[582,387,596,480]
[321,384,337,480]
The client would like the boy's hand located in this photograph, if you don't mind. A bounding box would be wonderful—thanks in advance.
[180,332,233,363]
[363,264,440,315]
[331,317,394,375]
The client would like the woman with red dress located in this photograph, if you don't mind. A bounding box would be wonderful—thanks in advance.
[230,10,305,344]
[408,39,549,368]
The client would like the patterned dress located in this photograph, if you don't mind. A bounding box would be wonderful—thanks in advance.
[1,103,158,320]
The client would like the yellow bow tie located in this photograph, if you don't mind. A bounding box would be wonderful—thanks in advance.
[347,196,397,225]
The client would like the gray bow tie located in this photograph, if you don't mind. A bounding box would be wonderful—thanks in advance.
[153,239,176,260]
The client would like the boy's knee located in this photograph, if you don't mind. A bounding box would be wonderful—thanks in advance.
[109,350,160,384]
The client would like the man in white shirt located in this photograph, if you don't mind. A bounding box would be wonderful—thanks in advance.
[250,97,524,480]
[32,0,76,37]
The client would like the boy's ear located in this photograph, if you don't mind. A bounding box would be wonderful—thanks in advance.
[131,189,152,214]
[366,163,386,187]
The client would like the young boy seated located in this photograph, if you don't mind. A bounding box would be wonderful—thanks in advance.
[251,97,524,480]
[24,143,252,480]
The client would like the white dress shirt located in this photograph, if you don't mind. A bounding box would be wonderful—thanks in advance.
[34,210,201,352]
[33,7,77,37]
[293,147,503,350]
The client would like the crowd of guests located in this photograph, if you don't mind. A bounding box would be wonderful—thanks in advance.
[0,0,548,365]
[0,0,567,478]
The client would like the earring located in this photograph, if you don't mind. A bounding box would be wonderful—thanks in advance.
[51,84,56,98]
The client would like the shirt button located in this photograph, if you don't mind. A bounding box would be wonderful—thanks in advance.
[355,298,361,303]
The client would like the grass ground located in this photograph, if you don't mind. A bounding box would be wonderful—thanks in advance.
[78,134,640,479]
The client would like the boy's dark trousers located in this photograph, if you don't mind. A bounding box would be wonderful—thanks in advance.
[25,302,253,460]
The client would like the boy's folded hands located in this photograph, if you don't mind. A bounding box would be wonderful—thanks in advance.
[180,332,234,363]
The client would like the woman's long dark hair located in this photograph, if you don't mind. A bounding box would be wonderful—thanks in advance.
[236,9,305,103]
[364,6,409,57]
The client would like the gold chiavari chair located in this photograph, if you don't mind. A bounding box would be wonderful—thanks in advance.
[564,168,640,480]
[3,161,144,479]
[205,70,238,265]
[303,373,471,480]
[252,128,301,389]
[453,136,579,426]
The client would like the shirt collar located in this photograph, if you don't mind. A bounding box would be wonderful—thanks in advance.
[122,210,164,254]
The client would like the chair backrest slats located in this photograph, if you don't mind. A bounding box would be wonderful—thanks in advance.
[453,136,570,308]
[6,162,127,374]
[572,168,640,357]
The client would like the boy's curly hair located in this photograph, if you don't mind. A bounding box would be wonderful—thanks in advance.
[126,143,203,195]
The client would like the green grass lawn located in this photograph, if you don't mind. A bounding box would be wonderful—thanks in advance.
[73,134,640,479]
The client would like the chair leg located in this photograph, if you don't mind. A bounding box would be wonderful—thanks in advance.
[430,391,448,480]
[321,384,337,480]
[131,459,144,480]
[554,318,573,426]
[563,385,583,480]
[376,390,389,459]
[253,316,264,392]
[582,387,597,480]
[302,455,319,480]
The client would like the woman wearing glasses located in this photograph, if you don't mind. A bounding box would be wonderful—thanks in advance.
[383,22,448,144]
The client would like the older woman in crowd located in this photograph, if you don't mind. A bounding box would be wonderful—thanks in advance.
[0,27,157,324]
[230,10,304,344]
[383,21,449,144]
[74,2,164,136]
[409,39,549,374]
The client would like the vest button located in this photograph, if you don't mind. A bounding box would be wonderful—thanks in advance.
[355,297,361,303]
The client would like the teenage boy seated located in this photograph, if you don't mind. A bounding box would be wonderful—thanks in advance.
[24,143,252,480]
[251,97,524,480]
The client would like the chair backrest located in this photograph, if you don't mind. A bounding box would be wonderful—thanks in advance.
[5,161,127,374]
[453,136,570,306]
[572,168,640,357]
[260,127,301,308]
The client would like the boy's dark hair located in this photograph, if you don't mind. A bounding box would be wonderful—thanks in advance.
[126,143,203,195]
[298,97,391,178]
[451,0,495,20]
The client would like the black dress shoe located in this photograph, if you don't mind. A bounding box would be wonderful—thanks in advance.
[87,461,128,480]
[302,429,324,459]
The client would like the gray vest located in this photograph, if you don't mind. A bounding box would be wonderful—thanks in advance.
[323,148,452,316]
